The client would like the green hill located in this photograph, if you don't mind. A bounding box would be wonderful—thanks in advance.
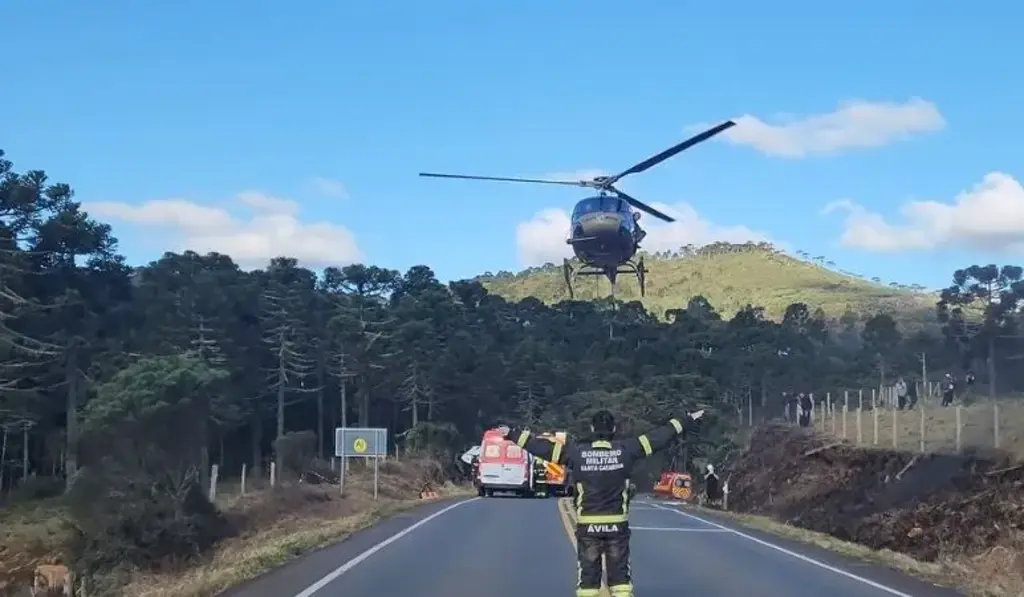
[478,242,937,323]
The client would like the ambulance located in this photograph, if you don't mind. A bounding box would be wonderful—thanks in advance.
[476,428,535,497]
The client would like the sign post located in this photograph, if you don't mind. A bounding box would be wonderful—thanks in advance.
[334,427,388,499]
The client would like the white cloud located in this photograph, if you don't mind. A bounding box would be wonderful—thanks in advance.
[515,202,770,266]
[238,190,300,216]
[823,172,1024,252]
[85,191,363,268]
[310,176,348,199]
[702,98,945,158]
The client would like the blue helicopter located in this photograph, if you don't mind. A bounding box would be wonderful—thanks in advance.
[420,120,735,298]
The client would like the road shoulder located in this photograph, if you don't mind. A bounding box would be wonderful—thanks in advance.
[646,500,965,597]
[219,497,477,597]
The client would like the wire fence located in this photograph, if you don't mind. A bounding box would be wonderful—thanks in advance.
[747,384,1024,458]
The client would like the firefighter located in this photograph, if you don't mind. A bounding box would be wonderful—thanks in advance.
[502,409,705,597]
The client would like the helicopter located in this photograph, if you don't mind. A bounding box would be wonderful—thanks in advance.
[419,120,736,299]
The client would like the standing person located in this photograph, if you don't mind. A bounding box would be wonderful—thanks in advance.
[942,373,957,407]
[798,393,813,427]
[895,377,908,410]
[906,379,919,410]
[703,463,721,507]
[501,409,705,597]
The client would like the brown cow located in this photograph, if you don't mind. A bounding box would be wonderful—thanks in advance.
[32,564,72,596]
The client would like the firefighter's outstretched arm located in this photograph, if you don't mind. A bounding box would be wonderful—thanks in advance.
[627,410,704,459]
[502,427,568,464]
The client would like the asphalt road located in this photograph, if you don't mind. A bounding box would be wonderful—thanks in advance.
[233,495,966,597]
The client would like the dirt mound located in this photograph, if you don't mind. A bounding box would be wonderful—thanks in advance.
[729,424,1024,562]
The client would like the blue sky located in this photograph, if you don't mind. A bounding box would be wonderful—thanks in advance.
[4,1,1023,290]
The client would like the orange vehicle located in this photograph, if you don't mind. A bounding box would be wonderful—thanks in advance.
[652,471,694,501]
[534,431,573,496]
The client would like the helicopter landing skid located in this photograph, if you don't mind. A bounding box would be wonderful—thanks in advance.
[562,257,648,300]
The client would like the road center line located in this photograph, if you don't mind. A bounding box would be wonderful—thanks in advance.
[648,503,917,597]
[292,497,480,597]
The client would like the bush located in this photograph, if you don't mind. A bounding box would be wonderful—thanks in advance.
[9,474,64,501]
[64,462,232,582]
[274,430,317,478]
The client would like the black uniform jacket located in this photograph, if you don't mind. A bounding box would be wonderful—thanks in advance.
[505,417,693,528]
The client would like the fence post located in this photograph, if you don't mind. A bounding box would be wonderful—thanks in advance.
[843,391,849,438]
[241,463,248,495]
[829,392,837,435]
[748,395,753,426]
[872,388,879,445]
[892,407,898,449]
[919,407,926,453]
[209,464,219,502]
[270,462,277,488]
[856,401,863,445]
[955,406,962,453]
[994,404,1001,450]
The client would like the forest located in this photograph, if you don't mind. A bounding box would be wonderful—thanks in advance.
[1,148,1024,581]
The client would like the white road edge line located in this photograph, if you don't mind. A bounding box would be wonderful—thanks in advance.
[292,497,480,597]
[649,503,916,597]
[631,526,728,532]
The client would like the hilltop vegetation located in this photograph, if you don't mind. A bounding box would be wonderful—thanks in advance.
[479,242,936,323]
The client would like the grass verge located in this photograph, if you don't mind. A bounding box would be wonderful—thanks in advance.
[689,505,1024,597]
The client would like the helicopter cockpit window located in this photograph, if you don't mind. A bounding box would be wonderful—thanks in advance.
[573,197,626,217]
[572,197,604,217]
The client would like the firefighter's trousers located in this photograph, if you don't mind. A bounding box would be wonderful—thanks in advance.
[576,528,632,597]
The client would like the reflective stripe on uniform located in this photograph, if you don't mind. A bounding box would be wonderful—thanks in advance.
[577,590,601,597]
[669,418,683,433]
[609,583,634,597]
[637,434,653,455]
[621,480,630,515]
[551,439,563,463]
[591,440,612,449]
[577,514,628,524]
[516,430,531,447]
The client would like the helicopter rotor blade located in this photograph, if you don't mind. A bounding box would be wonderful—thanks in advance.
[419,172,590,187]
[604,120,737,186]
[613,188,676,223]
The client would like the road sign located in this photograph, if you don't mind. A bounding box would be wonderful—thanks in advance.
[335,427,388,458]
[334,427,388,500]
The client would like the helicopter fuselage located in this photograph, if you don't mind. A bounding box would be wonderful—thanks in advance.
[567,195,640,268]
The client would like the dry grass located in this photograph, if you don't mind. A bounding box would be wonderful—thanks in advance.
[689,505,1024,597]
[0,460,473,597]
[813,398,1024,459]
